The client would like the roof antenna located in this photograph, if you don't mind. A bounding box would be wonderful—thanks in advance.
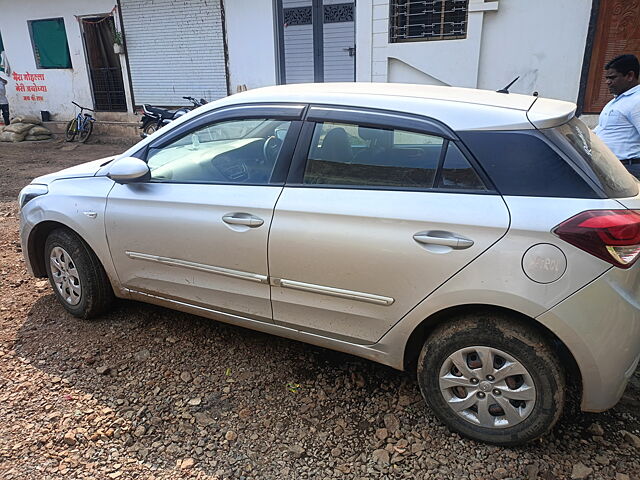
[496,76,520,94]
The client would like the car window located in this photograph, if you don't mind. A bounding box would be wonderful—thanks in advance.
[146,118,291,184]
[303,122,445,189]
[542,118,638,198]
[437,142,487,190]
[458,129,600,198]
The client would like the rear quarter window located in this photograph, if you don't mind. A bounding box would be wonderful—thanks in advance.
[457,130,600,198]
[541,118,638,199]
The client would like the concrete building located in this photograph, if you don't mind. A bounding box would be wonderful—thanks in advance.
[0,0,133,122]
[225,0,639,118]
[0,0,637,128]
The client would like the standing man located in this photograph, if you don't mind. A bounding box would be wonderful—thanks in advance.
[594,54,640,177]
[0,74,9,126]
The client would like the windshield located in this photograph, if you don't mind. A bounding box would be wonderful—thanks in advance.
[542,117,638,198]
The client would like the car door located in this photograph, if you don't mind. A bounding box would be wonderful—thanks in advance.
[105,104,304,322]
[268,106,510,343]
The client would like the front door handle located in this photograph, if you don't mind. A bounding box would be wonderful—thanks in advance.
[413,231,474,249]
[222,213,264,227]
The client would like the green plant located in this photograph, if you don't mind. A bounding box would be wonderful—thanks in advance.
[113,30,123,45]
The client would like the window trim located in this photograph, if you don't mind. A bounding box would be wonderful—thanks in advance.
[135,103,307,186]
[286,106,496,193]
[28,17,72,69]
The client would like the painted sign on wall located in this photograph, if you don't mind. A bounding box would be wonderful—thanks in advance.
[12,71,48,102]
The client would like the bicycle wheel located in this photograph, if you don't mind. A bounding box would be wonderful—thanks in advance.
[78,121,93,143]
[65,119,78,142]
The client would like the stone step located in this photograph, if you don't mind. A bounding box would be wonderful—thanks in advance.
[44,120,141,142]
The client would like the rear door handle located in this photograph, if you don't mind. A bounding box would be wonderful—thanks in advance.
[222,213,264,227]
[413,231,474,249]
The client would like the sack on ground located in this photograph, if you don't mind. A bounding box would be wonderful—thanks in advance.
[24,134,52,141]
[27,125,51,136]
[11,115,43,125]
[4,122,34,134]
[0,131,27,142]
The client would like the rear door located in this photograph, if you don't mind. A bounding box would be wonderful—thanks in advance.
[268,107,511,344]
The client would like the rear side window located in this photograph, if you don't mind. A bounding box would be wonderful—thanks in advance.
[542,118,638,198]
[437,143,486,190]
[302,121,487,191]
[458,130,599,198]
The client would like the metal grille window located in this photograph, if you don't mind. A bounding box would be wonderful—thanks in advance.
[390,0,468,43]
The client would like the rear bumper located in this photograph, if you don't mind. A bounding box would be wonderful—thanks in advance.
[537,265,640,412]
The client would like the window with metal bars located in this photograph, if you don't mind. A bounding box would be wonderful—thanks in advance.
[390,0,469,43]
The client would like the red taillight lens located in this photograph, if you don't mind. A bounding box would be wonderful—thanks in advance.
[553,210,640,268]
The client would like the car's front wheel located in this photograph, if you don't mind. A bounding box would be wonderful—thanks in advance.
[44,228,114,319]
[417,313,565,446]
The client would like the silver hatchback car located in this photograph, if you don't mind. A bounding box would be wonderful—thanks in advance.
[19,83,640,445]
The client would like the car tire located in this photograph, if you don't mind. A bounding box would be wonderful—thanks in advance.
[417,313,565,446]
[44,228,114,319]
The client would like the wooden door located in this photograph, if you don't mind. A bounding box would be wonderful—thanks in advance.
[584,0,640,113]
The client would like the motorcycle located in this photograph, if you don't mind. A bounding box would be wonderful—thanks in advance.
[139,96,207,138]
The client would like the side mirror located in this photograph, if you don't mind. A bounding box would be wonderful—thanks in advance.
[106,157,150,184]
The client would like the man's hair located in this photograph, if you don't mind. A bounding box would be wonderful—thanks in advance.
[605,54,640,78]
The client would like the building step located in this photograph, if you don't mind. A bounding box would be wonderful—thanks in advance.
[44,120,142,143]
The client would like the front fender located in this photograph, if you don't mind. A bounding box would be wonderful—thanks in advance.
[20,176,125,295]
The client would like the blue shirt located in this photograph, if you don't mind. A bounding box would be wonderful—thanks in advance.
[594,84,640,160]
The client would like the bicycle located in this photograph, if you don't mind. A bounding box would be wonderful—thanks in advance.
[65,101,96,143]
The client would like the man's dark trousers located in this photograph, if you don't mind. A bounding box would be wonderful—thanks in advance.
[622,159,640,179]
[0,104,8,125]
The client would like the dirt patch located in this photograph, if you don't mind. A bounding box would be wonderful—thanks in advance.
[0,138,135,202]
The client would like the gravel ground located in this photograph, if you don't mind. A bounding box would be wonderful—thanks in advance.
[0,140,639,479]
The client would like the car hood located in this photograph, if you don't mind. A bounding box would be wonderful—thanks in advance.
[31,157,116,184]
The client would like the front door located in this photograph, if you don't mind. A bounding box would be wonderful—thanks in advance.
[278,0,355,83]
[105,106,303,322]
[268,110,510,344]
[81,16,127,111]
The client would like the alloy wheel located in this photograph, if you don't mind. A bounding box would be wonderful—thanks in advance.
[49,246,82,306]
[438,346,536,429]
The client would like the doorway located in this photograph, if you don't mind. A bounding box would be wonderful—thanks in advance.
[583,0,640,113]
[277,0,355,84]
[81,16,127,111]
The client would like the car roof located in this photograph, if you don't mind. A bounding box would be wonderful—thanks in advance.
[211,83,576,131]
[230,83,539,110]
[121,83,576,159]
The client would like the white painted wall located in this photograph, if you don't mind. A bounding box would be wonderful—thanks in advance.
[356,0,592,103]
[0,0,130,121]
[224,0,278,93]
[477,0,592,102]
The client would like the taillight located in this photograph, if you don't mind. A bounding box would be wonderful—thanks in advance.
[553,210,640,268]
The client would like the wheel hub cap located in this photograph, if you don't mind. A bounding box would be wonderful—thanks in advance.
[478,381,491,392]
[439,346,536,429]
[49,246,81,306]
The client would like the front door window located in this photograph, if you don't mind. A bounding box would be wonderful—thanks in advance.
[146,118,292,184]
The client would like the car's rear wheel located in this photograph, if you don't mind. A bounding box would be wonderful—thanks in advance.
[417,313,565,446]
[44,228,114,319]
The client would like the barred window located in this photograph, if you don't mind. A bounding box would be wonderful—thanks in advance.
[390,0,469,43]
